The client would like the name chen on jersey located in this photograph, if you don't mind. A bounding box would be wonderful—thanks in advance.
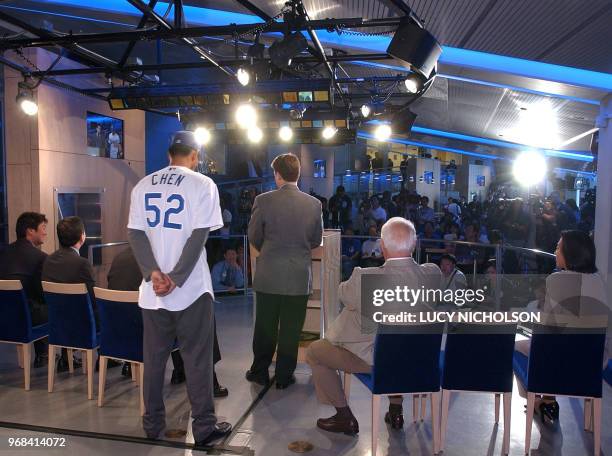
[151,167,186,187]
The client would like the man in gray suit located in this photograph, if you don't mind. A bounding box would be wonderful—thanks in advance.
[246,153,323,389]
[306,217,441,434]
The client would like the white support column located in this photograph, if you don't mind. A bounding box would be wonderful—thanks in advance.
[594,94,612,297]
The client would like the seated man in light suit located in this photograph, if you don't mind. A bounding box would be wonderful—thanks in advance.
[306,217,442,435]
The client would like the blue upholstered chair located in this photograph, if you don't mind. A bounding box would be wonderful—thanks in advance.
[94,287,144,415]
[343,324,444,456]
[42,281,98,400]
[0,280,49,390]
[440,325,516,454]
[513,328,606,456]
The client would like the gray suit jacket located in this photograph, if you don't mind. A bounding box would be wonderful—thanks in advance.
[325,257,442,365]
[248,184,323,295]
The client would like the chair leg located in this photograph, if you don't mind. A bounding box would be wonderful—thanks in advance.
[132,362,138,382]
[584,398,592,432]
[23,343,32,391]
[431,391,441,454]
[495,393,501,424]
[97,356,108,407]
[441,390,451,451]
[525,393,535,455]
[413,394,418,422]
[82,351,87,375]
[139,363,145,416]
[503,392,511,455]
[421,394,427,421]
[48,345,56,393]
[593,398,601,456]
[343,372,351,401]
[372,395,380,456]
[17,345,24,369]
[86,349,94,400]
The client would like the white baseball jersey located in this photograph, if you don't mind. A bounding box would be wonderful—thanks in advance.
[128,165,223,311]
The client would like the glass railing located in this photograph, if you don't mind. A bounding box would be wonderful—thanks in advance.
[87,235,250,295]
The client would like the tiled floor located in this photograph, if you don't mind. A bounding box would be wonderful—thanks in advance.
[1,294,610,455]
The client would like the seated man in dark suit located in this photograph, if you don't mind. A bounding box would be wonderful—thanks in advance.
[41,216,99,372]
[0,212,49,367]
[107,246,228,397]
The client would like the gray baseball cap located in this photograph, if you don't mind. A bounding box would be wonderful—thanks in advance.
[170,130,200,150]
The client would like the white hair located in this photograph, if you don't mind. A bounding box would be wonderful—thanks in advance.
[380,217,417,256]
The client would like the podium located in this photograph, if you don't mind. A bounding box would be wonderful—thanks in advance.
[249,230,341,360]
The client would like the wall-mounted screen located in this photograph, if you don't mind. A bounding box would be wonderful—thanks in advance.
[476,175,486,186]
[423,170,434,184]
[314,159,326,178]
[86,112,124,159]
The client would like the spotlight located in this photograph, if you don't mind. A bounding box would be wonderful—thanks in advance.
[360,104,372,118]
[194,127,211,145]
[16,85,38,116]
[374,124,392,141]
[247,126,263,143]
[236,67,251,86]
[391,108,417,136]
[404,74,422,94]
[513,150,547,186]
[321,126,337,140]
[278,126,293,142]
[235,104,257,129]
[269,32,308,69]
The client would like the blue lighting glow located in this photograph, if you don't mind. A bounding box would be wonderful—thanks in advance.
[411,126,593,162]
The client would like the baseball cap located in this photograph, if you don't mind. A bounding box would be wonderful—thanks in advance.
[170,130,200,151]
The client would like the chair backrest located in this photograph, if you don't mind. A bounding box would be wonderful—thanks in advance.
[94,287,143,363]
[42,281,97,349]
[371,324,444,394]
[442,324,516,393]
[0,280,32,343]
[527,327,606,398]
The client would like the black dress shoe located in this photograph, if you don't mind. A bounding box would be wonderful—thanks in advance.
[384,411,404,429]
[194,422,232,447]
[275,375,296,390]
[245,369,270,386]
[171,369,186,385]
[121,363,132,378]
[316,414,359,436]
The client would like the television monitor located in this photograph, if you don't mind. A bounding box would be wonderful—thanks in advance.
[314,159,326,178]
[423,170,433,184]
[476,175,486,186]
[87,112,124,159]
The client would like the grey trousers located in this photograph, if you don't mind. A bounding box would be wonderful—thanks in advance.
[142,293,217,441]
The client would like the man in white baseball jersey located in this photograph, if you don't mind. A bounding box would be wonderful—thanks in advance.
[127,130,231,446]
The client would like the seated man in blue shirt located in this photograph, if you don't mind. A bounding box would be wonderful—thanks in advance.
[212,247,245,292]
[341,226,361,281]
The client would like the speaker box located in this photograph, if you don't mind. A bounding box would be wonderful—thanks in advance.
[386,20,441,78]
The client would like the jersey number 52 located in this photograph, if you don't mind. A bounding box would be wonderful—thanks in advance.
[145,193,185,229]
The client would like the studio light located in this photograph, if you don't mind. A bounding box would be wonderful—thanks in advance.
[16,85,38,116]
[360,104,372,118]
[247,126,263,143]
[321,126,337,140]
[235,104,257,129]
[404,74,422,94]
[269,32,308,69]
[374,124,392,141]
[278,125,293,142]
[513,150,547,186]
[386,18,441,79]
[236,67,251,86]
[194,127,211,145]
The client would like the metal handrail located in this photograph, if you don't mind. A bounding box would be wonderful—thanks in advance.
[503,244,556,259]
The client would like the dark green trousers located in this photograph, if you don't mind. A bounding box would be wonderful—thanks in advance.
[250,292,308,382]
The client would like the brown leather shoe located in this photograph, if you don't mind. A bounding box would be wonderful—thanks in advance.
[384,411,404,429]
[316,414,359,436]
